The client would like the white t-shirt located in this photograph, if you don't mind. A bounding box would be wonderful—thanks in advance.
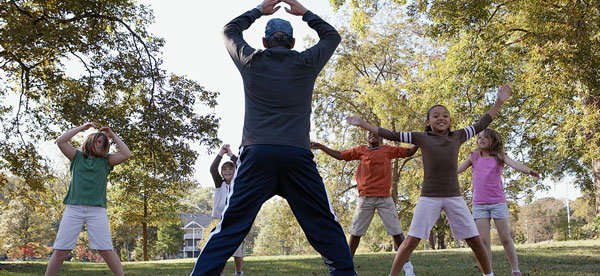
[212,181,230,220]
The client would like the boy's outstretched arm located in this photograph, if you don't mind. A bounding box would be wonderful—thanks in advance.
[487,84,512,118]
[503,153,540,178]
[310,142,343,160]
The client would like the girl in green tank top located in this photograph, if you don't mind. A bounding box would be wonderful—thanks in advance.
[46,122,131,276]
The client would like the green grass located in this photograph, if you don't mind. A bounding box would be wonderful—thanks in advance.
[1,240,598,275]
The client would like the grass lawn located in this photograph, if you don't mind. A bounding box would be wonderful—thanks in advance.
[0,240,598,275]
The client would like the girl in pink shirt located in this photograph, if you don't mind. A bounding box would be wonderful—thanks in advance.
[458,128,540,276]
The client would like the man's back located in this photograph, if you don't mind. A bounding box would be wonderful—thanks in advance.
[223,9,340,149]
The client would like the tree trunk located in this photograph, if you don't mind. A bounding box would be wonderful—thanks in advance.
[437,231,446,249]
[592,159,600,216]
[391,158,400,205]
[428,232,435,249]
[143,193,148,261]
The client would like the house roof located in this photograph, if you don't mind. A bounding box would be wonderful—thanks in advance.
[181,213,213,229]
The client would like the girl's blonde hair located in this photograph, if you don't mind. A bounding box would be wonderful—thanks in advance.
[81,132,110,158]
[477,128,504,164]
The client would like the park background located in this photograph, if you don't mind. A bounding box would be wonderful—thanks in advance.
[0,0,599,275]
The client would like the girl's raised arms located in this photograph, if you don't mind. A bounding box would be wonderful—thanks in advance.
[100,127,131,167]
[56,122,97,161]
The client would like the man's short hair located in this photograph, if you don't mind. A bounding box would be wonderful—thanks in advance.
[265,32,294,49]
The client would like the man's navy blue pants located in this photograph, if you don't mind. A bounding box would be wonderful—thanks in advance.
[190,145,355,276]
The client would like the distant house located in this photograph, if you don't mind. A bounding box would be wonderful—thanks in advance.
[180,213,213,258]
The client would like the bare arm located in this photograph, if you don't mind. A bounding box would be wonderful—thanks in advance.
[405,145,419,157]
[310,142,343,160]
[457,154,473,174]
[346,116,379,134]
[102,127,131,167]
[56,122,97,161]
[503,153,540,178]
[486,84,512,119]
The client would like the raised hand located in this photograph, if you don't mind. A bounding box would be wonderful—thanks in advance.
[529,169,540,178]
[81,122,97,131]
[100,126,116,139]
[261,0,282,15]
[281,0,307,16]
[219,144,230,157]
[345,115,364,126]
[310,142,323,150]
[497,84,512,104]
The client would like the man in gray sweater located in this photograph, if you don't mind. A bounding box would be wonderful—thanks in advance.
[190,0,355,275]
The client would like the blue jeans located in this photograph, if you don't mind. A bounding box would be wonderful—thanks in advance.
[190,145,355,276]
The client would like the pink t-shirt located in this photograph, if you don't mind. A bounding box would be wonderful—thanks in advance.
[471,152,506,204]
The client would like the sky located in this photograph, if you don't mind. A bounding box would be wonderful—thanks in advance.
[31,0,581,203]
[137,0,335,187]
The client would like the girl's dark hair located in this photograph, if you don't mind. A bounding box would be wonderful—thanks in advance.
[424,105,450,132]
[81,132,110,158]
[477,128,505,164]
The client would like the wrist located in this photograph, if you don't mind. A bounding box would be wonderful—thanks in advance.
[256,4,263,15]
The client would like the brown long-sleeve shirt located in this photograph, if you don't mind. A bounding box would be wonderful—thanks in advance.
[378,113,493,197]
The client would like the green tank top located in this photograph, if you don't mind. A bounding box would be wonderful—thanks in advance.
[62,150,113,208]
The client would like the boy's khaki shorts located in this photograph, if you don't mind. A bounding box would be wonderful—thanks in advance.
[349,196,403,236]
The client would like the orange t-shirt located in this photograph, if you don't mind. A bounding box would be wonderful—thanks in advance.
[341,145,408,197]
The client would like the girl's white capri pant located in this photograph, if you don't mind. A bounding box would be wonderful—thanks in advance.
[53,204,114,250]
[407,196,479,240]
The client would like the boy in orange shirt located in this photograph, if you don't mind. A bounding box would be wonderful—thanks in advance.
[312,131,417,276]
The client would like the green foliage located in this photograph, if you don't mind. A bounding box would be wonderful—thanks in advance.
[0,1,222,222]
[253,199,314,256]
[0,175,66,259]
[197,219,218,252]
[156,223,184,258]
[331,0,600,216]
[181,186,215,214]
[514,197,564,243]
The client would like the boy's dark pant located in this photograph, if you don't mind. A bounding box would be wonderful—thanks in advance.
[190,145,355,276]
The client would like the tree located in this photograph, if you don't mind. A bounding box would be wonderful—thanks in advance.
[156,222,184,259]
[182,186,215,214]
[1,0,161,195]
[312,7,478,245]
[107,74,219,261]
[253,199,314,256]
[0,1,221,262]
[515,197,563,243]
[331,0,600,215]
[0,174,68,259]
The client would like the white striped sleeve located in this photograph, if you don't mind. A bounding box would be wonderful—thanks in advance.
[464,125,476,140]
[398,132,412,144]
